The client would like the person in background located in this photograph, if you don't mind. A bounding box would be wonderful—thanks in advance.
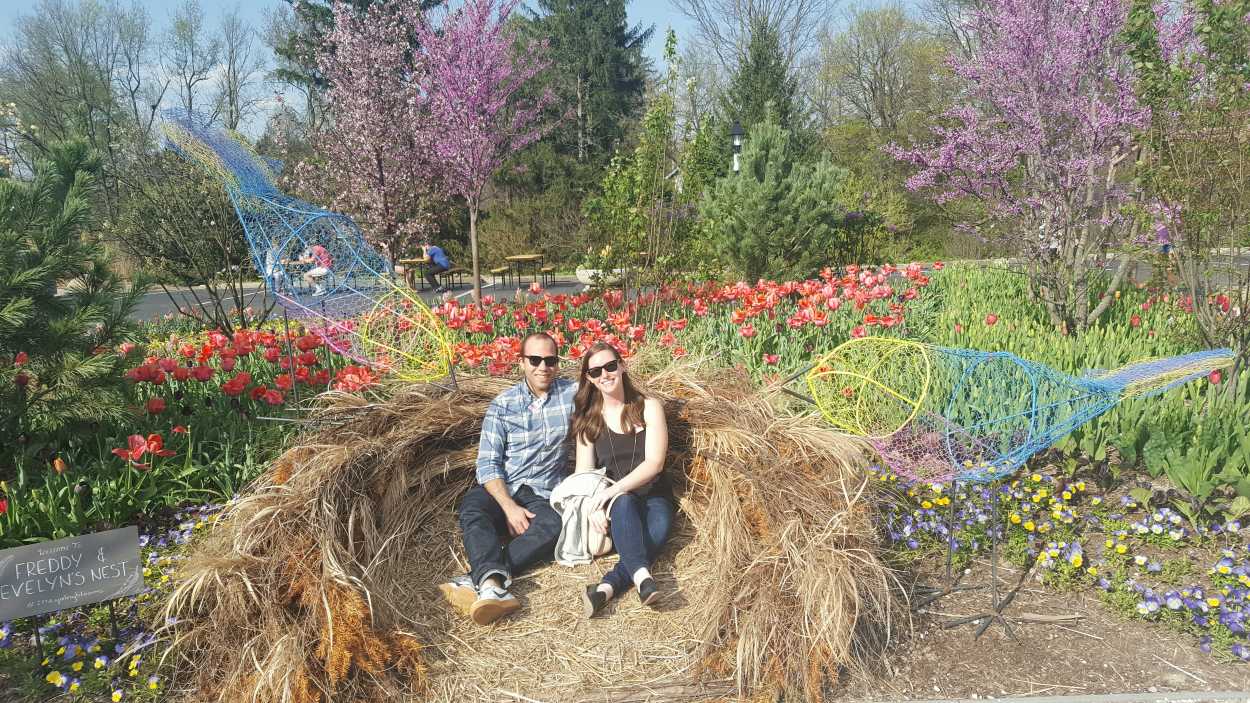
[296,242,333,296]
[421,241,453,294]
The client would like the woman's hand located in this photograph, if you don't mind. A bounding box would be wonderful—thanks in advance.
[589,507,610,535]
[588,488,616,534]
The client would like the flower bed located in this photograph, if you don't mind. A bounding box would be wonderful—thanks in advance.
[2,260,1248,699]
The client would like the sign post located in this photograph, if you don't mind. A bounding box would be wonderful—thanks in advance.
[0,526,145,666]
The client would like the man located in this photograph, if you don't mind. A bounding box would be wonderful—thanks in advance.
[441,332,576,625]
[297,242,333,296]
[420,242,453,293]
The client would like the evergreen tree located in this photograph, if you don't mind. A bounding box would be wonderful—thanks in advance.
[527,0,653,164]
[0,141,144,469]
[700,118,864,280]
[722,16,798,131]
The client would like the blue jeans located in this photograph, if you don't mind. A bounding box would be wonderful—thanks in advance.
[603,492,673,595]
[459,485,561,588]
[425,263,449,289]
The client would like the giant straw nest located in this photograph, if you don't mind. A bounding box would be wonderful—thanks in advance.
[158,354,904,702]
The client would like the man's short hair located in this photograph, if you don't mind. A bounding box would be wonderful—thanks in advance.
[520,332,557,355]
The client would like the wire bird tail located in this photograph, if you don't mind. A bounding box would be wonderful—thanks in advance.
[1091,349,1235,399]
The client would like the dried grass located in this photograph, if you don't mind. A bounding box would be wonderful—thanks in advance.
[159,356,903,702]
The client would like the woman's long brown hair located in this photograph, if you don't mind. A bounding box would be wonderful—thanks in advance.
[571,342,647,446]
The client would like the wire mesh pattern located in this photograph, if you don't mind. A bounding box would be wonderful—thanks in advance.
[807,338,1233,484]
[159,109,452,381]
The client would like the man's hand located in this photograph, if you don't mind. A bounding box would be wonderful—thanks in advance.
[503,502,535,536]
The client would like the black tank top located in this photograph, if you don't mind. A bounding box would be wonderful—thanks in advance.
[594,425,670,497]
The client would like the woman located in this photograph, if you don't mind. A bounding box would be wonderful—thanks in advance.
[570,342,672,617]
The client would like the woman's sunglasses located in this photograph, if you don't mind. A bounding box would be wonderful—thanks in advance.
[525,355,560,368]
[586,359,620,378]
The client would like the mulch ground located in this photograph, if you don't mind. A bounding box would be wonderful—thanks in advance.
[840,558,1250,701]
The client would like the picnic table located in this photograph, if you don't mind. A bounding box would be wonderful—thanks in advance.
[505,253,544,287]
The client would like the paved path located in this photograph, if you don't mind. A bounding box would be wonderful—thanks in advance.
[129,276,590,322]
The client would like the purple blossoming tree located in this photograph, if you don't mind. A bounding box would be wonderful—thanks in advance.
[295,3,440,263]
[889,0,1151,333]
[416,0,557,303]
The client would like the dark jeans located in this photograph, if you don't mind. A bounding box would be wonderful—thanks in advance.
[603,492,674,595]
[458,484,561,589]
[425,263,449,289]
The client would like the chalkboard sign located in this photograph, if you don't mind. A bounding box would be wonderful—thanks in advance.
[0,526,144,621]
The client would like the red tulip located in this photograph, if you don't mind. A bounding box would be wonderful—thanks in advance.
[954,323,964,334]
[738,324,757,338]
[144,433,175,457]
[0,498,7,515]
[763,353,779,365]
[14,351,28,366]
[157,358,177,373]
[111,434,150,469]
[118,342,136,356]
[263,389,284,406]
[851,325,867,338]
[1130,314,1141,328]
[146,397,166,414]
[985,313,999,326]
[191,365,214,382]
[1210,370,1223,385]
[221,357,236,372]
[172,425,188,434]
[173,366,190,382]
[529,282,543,295]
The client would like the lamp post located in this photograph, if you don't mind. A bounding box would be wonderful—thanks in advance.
[730,119,744,174]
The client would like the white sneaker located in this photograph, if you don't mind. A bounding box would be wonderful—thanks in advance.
[438,574,477,614]
[469,583,519,625]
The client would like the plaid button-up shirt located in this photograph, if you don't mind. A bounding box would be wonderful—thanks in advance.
[476,377,578,498]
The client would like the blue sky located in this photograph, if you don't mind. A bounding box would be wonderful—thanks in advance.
[0,0,693,136]
[0,0,693,63]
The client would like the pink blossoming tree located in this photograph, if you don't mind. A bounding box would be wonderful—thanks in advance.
[295,3,441,263]
[889,0,1151,333]
[416,0,558,303]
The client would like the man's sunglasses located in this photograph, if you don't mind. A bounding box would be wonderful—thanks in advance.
[586,359,620,378]
[524,355,560,368]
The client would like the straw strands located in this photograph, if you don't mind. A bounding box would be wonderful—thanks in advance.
[158,357,902,702]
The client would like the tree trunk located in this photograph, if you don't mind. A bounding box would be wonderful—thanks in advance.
[469,202,482,304]
[576,73,586,162]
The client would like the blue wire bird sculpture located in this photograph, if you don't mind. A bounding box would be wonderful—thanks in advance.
[806,337,1233,484]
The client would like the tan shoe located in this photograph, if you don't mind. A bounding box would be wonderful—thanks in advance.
[469,584,520,625]
[438,575,477,615]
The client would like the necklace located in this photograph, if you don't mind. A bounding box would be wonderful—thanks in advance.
[604,407,640,475]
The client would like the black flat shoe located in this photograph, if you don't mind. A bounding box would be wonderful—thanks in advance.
[638,577,659,606]
[582,585,608,618]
